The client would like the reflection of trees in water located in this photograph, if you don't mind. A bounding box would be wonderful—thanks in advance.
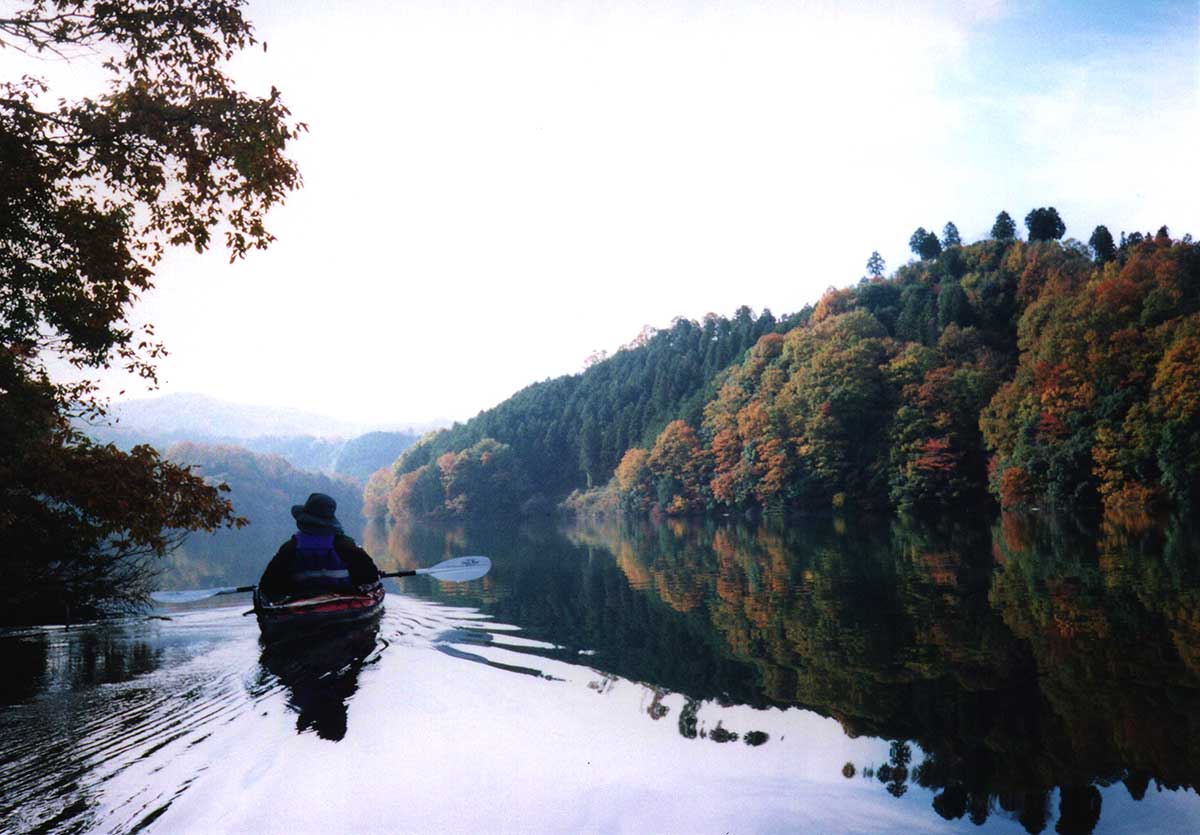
[0,626,168,834]
[373,511,1199,834]
[0,635,48,706]
[672,697,766,745]
[381,517,767,708]
[575,512,1200,835]
[258,622,381,742]
[646,689,670,719]
[677,698,699,739]
[2,627,164,701]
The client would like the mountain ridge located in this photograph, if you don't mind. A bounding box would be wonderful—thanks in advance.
[85,392,439,441]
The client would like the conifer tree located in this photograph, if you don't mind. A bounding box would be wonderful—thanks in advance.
[1024,207,1066,241]
[867,251,887,278]
[991,211,1017,240]
[942,222,962,247]
[1089,225,1116,263]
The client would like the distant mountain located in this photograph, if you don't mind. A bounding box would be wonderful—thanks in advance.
[79,393,430,480]
[333,432,423,483]
[88,392,374,441]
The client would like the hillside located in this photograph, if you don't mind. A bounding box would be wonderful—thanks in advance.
[365,307,803,521]
[617,226,1199,523]
[372,218,1199,527]
[88,393,373,441]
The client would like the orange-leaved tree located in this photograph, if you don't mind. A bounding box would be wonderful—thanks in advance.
[1,1,304,623]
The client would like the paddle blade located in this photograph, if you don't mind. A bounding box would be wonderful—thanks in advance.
[415,555,492,583]
[150,587,247,604]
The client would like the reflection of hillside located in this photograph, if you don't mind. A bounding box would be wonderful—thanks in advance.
[364,511,1199,834]
[988,514,1200,798]
[372,516,765,707]
[566,512,1200,835]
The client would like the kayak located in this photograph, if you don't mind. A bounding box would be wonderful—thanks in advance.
[253,582,385,640]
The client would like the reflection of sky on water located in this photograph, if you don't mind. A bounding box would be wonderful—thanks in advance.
[2,596,1197,834]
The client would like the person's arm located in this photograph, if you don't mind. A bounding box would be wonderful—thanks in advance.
[259,540,296,598]
[335,536,381,585]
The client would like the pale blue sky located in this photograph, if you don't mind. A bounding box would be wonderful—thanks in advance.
[17,0,1197,426]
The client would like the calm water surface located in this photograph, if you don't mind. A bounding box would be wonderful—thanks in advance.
[1,512,1198,833]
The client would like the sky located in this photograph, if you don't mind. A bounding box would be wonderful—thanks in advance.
[18,0,1200,425]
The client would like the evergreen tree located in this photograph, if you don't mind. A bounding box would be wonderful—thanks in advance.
[991,211,1017,240]
[909,228,942,260]
[1024,207,1066,242]
[896,284,937,345]
[867,251,887,278]
[937,280,969,329]
[1088,225,1116,263]
[942,222,962,248]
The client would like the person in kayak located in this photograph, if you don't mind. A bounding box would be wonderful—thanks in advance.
[259,493,381,600]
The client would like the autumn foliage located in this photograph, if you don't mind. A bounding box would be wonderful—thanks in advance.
[982,235,1200,518]
[0,1,304,623]
[380,438,527,521]
[615,228,1199,522]
[373,217,1197,527]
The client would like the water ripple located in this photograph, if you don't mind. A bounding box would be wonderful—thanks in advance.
[0,595,546,834]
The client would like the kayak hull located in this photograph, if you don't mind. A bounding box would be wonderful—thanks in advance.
[254,582,385,640]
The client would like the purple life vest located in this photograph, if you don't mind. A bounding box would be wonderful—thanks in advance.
[290,533,352,590]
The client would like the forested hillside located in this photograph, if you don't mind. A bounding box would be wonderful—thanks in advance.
[365,307,801,520]
[333,432,420,483]
[160,443,365,589]
[373,213,1199,526]
[166,442,364,527]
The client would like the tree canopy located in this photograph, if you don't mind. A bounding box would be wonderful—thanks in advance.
[370,215,1197,528]
[0,0,303,624]
[373,308,797,522]
[1089,225,1116,263]
[942,222,962,248]
[1024,206,1066,242]
[909,227,943,260]
[601,224,1198,523]
[991,211,1017,241]
[866,251,886,278]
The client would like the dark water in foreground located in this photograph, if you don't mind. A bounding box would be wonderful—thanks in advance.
[1,512,1199,833]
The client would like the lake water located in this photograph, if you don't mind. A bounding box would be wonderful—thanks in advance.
[2,512,1199,833]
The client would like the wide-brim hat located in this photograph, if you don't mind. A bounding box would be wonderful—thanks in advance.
[291,492,343,530]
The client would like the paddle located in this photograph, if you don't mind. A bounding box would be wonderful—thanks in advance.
[150,555,492,604]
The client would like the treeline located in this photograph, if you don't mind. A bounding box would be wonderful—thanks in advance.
[166,443,364,525]
[616,220,1198,521]
[366,307,800,521]
[375,211,1198,524]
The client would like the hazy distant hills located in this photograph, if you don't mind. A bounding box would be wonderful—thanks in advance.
[159,442,368,589]
[88,392,419,440]
[80,392,438,481]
